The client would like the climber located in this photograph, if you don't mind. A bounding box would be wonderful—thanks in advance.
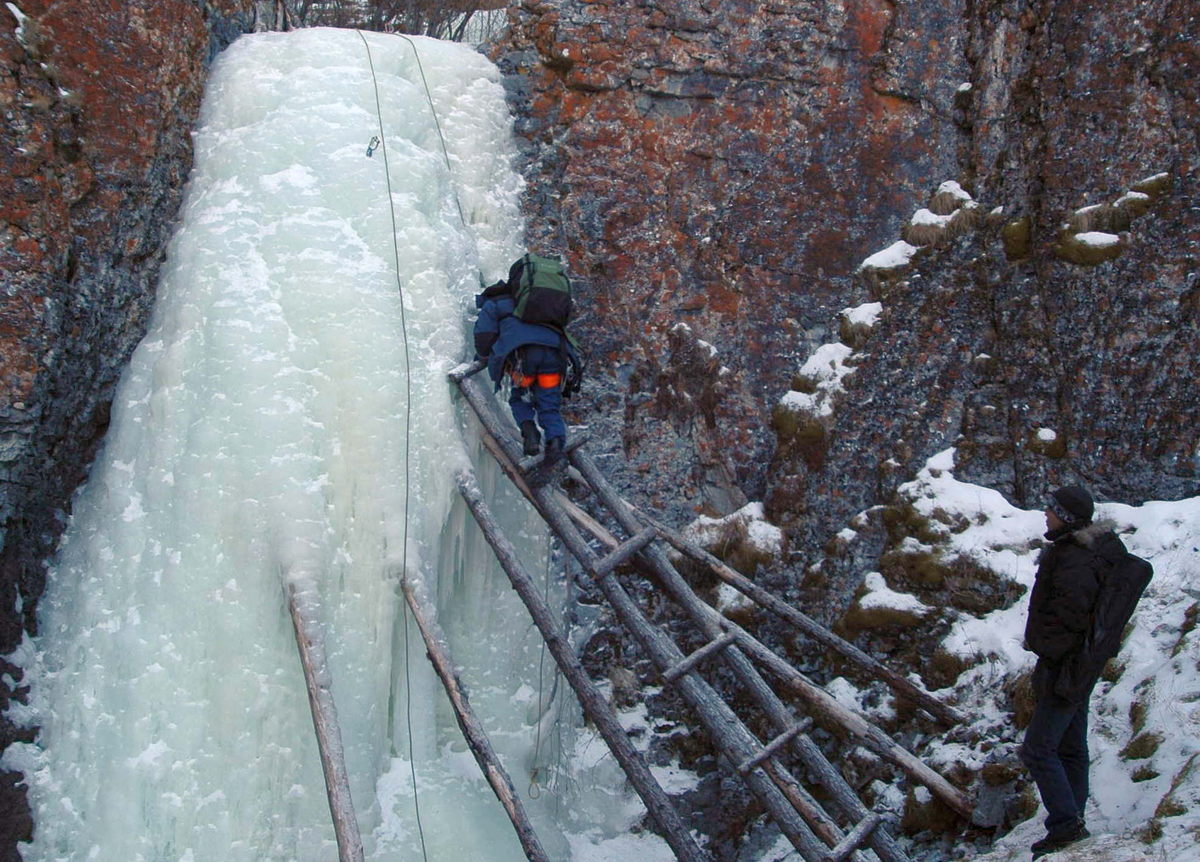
[1019,485,1123,860]
[473,254,582,469]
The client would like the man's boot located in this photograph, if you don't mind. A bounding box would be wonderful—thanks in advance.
[1031,819,1089,859]
[520,421,541,456]
[543,435,565,467]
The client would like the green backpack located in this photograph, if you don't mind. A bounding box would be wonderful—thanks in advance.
[513,253,572,330]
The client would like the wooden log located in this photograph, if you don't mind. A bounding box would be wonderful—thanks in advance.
[739,718,813,775]
[720,621,976,821]
[286,581,365,862]
[650,522,965,727]
[661,631,739,684]
[569,451,920,861]
[399,566,553,862]
[592,527,657,578]
[454,467,712,862]
[825,813,882,862]
[761,760,855,857]
[455,375,830,862]
[448,357,487,382]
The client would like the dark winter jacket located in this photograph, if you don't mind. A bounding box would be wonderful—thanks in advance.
[1024,520,1122,664]
[473,291,575,388]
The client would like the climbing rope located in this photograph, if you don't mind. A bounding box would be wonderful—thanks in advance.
[395,31,469,229]
[357,29,428,862]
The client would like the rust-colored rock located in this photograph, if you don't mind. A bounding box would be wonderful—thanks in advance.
[492,0,1199,616]
[492,0,967,526]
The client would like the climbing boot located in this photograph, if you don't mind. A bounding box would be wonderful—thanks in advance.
[520,421,541,456]
[1031,820,1089,859]
[543,435,565,468]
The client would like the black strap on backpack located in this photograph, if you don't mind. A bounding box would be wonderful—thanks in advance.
[560,333,585,399]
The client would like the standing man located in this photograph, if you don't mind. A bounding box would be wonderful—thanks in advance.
[1020,485,1124,859]
[473,256,580,468]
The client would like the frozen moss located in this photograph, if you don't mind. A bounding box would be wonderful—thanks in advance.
[1053,229,1124,266]
[1131,171,1172,203]
[1001,216,1031,260]
[1173,602,1198,657]
[1028,426,1067,459]
[1132,764,1161,782]
[1121,730,1164,761]
[1130,699,1148,735]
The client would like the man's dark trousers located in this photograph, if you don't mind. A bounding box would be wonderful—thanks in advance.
[508,345,567,441]
[1020,661,1090,833]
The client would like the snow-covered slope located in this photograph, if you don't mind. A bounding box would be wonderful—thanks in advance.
[901,450,1200,860]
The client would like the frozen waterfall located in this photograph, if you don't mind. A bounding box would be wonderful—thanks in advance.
[4,29,664,862]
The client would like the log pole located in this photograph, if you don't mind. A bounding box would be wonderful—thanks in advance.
[650,521,965,727]
[455,467,712,862]
[399,568,553,862]
[286,581,365,862]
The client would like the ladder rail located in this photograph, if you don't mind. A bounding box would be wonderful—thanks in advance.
[286,580,366,862]
[455,372,833,861]
[454,467,712,862]
[399,566,553,862]
[571,450,921,862]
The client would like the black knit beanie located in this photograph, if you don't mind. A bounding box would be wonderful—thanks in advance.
[1048,485,1094,527]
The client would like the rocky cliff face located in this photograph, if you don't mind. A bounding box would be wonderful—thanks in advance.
[490,1,1197,850]
[491,0,1198,610]
[0,0,1196,855]
[0,0,268,850]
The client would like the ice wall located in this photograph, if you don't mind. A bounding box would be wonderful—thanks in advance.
[4,28,598,861]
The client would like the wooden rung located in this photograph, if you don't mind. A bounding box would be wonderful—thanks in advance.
[517,431,591,473]
[661,631,739,684]
[737,717,814,776]
[591,527,657,578]
[823,813,883,862]
[448,358,487,382]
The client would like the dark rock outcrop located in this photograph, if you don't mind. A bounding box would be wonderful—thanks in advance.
[0,0,267,853]
[492,0,967,528]
[491,0,1199,597]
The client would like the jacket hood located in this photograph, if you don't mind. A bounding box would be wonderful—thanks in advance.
[1067,518,1118,549]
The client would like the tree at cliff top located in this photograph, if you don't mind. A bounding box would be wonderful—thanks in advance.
[287,0,506,40]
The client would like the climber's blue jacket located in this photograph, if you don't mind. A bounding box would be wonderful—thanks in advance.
[473,290,575,388]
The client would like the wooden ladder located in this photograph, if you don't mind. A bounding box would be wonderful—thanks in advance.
[450,360,975,862]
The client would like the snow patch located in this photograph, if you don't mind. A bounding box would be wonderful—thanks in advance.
[840,301,882,327]
[857,572,932,617]
[857,240,919,273]
[1076,231,1121,248]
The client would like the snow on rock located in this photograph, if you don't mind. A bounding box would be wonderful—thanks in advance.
[714,582,757,619]
[856,240,919,274]
[777,341,857,426]
[1076,231,1122,248]
[857,571,932,616]
[910,208,953,228]
[840,301,883,328]
[1114,191,1150,209]
[679,501,784,577]
[936,180,974,204]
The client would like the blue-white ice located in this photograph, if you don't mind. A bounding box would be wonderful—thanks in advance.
[5,29,662,862]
